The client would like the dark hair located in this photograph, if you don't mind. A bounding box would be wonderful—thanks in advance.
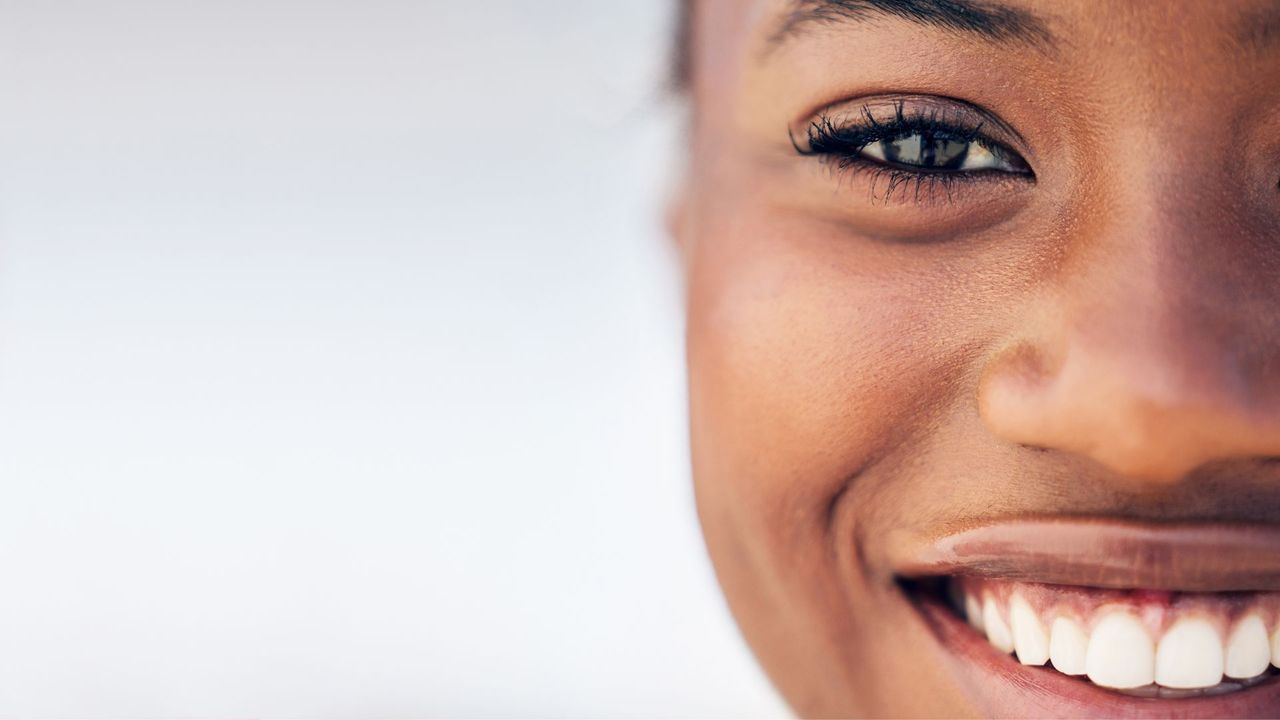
[671,0,692,91]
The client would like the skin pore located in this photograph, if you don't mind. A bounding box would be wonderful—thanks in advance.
[673,0,1280,716]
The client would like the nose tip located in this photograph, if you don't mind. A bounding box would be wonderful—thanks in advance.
[979,340,1280,484]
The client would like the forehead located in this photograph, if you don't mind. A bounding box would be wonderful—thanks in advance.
[688,0,1280,101]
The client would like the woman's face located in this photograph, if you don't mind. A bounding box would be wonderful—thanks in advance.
[677,0,1280,716]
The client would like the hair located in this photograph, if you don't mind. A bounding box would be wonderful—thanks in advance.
[671,0,693,92]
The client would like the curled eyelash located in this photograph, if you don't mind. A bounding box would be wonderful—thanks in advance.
[790,100,1029,203]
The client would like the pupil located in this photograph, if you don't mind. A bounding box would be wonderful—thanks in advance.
[881,133,971,169]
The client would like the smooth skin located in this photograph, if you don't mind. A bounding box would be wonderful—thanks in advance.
[672,0,1280,715]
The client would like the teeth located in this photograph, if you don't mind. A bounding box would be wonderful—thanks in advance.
[1154,618,1224,689]
[1225,615,1269,679]
[1049,616,1088,675]
[965,594,985,632]
[1009,594,1049,665]
[1086,612,1155,689]
[956,579,1280,696]
[982,595,1014,653]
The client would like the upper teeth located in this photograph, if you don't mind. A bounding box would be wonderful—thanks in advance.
[960,579,1279,692]
[1009,593,1050,666]
[1048,616,1088,675]
[1087,612,1155,688]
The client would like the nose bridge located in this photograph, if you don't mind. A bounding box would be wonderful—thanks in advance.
[1065,198,1243,409]
[980,175,1280,483]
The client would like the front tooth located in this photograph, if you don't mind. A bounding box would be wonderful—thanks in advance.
[965,594,985,632]
[1086,612,1155,689]
[982,595,1014,653]
[1049,616,1088,675]
[1009,594,1049,665]
[1225,615,1270,679]
[1154,618,1223,689]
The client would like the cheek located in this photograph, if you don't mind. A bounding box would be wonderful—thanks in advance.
[686,210,962,524]
[684,205,988,714]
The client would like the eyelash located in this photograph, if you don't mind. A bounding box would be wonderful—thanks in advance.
[791,101,1031,202]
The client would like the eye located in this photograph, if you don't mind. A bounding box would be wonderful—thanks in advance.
[791,98,1035,184]
[859,132,1024,173]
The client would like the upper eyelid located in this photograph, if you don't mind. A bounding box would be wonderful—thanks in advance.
[803,111,992,150]
[791,95,1030,155]
[795,110,1013,161]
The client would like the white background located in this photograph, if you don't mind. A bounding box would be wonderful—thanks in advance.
[0,1,786,716]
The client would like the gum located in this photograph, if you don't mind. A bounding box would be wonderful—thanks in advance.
[952,576,1280,639]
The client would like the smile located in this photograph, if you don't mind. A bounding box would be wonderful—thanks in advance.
[947,577,1278,694]
[897,520,1280,716]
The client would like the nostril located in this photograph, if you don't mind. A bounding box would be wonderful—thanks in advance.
[977,341,1061,447]
[977,338,1280,484]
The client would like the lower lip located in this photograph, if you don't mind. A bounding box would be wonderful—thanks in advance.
[911,587,1280,717]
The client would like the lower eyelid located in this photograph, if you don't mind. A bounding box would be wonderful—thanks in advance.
[807,153,1035,209]
[776,170,1035,243]
[849,163,993,203]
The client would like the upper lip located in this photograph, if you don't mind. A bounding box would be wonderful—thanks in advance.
[889,518,1280,591]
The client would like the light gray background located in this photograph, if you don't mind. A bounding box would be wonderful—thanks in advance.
[0,1,786,716]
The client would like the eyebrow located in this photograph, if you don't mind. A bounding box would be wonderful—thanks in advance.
[767,0,1056,50]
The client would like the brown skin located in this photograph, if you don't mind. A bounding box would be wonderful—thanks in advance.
[673,0,1280,716]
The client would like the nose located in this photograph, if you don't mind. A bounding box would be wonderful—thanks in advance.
[978,197,1280,484]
